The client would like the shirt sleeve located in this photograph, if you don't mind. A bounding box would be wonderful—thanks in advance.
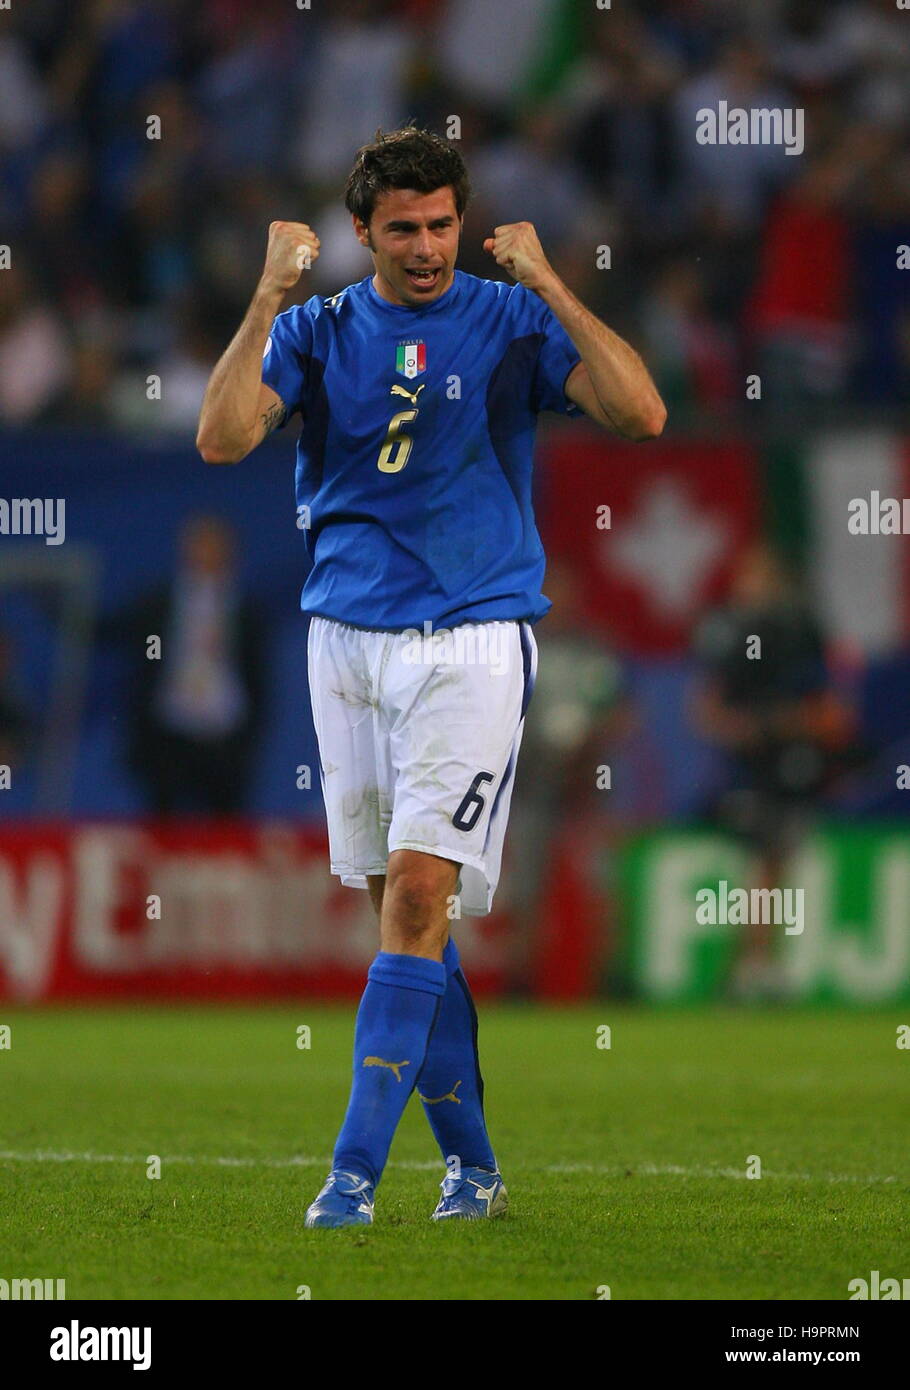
[530,298,583,417]
[261,301,316,425]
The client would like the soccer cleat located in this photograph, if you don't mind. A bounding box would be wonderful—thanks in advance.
[431,1166,508,1221]
[305,1169,375,1228]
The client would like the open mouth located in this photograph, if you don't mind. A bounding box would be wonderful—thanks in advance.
[405,267,440,290]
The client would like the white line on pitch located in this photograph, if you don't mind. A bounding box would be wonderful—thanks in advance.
[0,1150,901,1184]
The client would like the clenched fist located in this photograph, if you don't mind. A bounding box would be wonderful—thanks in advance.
[482,221,553,293]
[260,220,320,294]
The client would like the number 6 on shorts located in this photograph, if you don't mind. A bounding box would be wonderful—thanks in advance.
[452,771,496,832]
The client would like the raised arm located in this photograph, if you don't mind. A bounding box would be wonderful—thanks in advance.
[196,220,320,464]
[483,221,666,442]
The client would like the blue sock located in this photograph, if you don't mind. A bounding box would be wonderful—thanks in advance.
[416,938,497,1172]
[333,951,446,1188]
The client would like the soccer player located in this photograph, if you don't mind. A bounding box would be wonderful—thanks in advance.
[197,127,665,1226]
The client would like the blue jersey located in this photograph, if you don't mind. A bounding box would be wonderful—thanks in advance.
[261,269,582,630]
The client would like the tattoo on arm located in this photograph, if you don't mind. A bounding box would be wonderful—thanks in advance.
[261,400,287,436]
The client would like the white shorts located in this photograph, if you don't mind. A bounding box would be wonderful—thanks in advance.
[307,616,537,916]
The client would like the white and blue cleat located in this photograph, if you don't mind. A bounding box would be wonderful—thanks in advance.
[305,1169,375,1228]
[431,1166,508,1221]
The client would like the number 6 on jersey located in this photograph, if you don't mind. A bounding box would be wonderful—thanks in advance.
[377,409,417,473]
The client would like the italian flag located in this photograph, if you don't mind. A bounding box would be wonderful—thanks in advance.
[396,342,425,380]
[769,431,910,657]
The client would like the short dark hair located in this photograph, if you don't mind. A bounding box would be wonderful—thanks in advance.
[344,126,471,226]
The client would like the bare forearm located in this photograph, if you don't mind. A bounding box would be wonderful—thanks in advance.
[196,281,284,463]
[198,220,320,462]
[536,272,666,439]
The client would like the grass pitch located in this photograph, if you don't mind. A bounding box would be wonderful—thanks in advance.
[1,1004,906,1300]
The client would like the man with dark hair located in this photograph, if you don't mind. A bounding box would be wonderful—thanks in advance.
[344,125,472,227]
[197,125,665,1227]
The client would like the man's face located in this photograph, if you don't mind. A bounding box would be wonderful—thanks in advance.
[355,186,461,308]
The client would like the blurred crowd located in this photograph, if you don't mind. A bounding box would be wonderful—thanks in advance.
[2,0,910,434]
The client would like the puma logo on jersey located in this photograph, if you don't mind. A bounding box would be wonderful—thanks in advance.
[418,1079,462,1105]
[363,1056,410,1082]
[390,383,426,407]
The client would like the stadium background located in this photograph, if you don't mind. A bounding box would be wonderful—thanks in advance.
[1,0,909,1010]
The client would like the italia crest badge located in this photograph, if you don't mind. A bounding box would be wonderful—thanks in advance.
[396,339,426,380]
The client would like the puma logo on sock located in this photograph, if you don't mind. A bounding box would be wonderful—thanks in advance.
[418,1079,462,1105]
[363,1056,410,1083]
